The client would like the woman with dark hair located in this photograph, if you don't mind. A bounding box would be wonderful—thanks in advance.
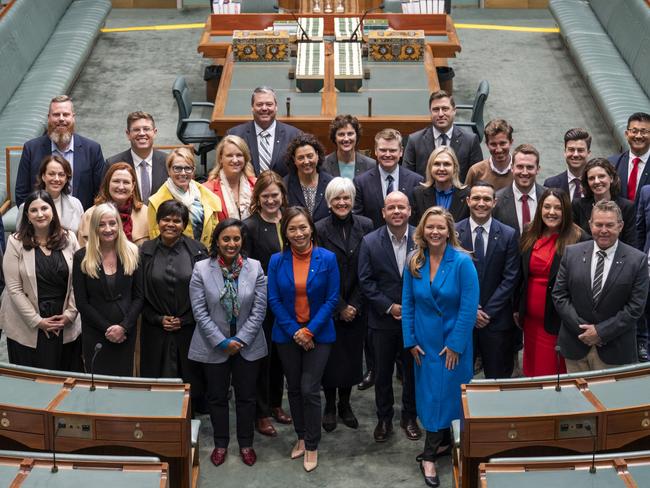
[572,157,636,246]
[518,188,586,377]
[16,155,84,233]
[188,218,267,468]
[78,162,149,247]
[243,171,292,436]
[0,190,82,371]
[268,206,340,472]
[322,114,375,179]
[140,200,208,403]
[284,134,333,222]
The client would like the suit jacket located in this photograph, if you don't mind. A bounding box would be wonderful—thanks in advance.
[16,193,84,234]
[543,171,570,195]
[284,171,333,222]
[105,149,168,198]
[636,185,650,252]
[16,134,105,210]
[552,240,650,365]
[456,218,520,331]
[572,196,637,248]
[268,246,340,344]
[610,151,650,205]
[227,120,301,177]
[353,166,424,229]
[322,151,376,177]
[188,256,267,364]
[410,185,470,226]
[493,183,546,236]
[358,225,416,330]
[403,125,483,182]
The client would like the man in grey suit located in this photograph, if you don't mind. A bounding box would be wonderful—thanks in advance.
[105,111,168,203]
[227,86,301,177]
[493,144,545,236]
[403,90,483,182]
[553,200,649,372]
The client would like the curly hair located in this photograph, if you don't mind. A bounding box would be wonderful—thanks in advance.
[285,133,325,174]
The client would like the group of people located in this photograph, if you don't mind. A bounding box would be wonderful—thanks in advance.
[1,87,649,487]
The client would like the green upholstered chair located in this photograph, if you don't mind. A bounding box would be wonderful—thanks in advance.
[455,79,489,143]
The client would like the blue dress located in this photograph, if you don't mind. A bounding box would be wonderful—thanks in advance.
[402,245,479,432]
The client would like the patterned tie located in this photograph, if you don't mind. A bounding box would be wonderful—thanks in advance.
[139,160,151,203]
[592,250,607,302]
[440,133,449,146]
[386,174,394,196]
[259,130,272,172]
[572,178,582,201]
[474,226,485,277]
[520,193,531,229]
[627,157,642,201]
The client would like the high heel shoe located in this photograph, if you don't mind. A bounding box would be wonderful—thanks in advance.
[304,450,318,472]
[291,439,305,459]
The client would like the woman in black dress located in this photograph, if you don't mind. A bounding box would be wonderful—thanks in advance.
[316,177,373,432]
[73,203,143,376]
[243,170,292,436]
[140,200,208,401]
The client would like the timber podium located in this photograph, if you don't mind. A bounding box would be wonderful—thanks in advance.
[0,363,194,488]
[459,363,650,488]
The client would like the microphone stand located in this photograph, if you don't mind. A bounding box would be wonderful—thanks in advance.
[51,416,60,473]
[554,345,562,392]
[344,4,386,43]
[273,5,314,43]
[89,342,103,392]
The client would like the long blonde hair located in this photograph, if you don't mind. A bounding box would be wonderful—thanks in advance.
[81,203,140,279]
[208,135,255,181]
[408,206,464,278]
[422,146,465,189]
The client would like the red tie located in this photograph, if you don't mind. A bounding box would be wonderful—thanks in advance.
[628,157,642,200]
[521,194,530,229]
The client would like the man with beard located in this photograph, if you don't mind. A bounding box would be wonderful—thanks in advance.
[15,95,105,209]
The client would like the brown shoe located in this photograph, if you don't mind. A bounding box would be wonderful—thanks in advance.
[240,447,257,466]
[210,448,227,466]
[256,417,277,437]
[304,449,318,472]
[272,407,292,424]
[400,418,422,441]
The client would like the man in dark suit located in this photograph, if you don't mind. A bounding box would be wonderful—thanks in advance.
[105,111,167,203]
[227,86,301,177]
[543,128,592,201]
[610,112,650,206]
[456,182,520,379]
[354,128,423,229]
[553,200,649,371]
[403,90,483,181]
[494,144,545,236]
[15,95,105,209]
[358,191,421,442]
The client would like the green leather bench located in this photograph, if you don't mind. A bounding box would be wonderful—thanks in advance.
[549,0,650,149]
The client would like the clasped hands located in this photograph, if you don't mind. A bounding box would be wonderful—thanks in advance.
[37,315,70,338]
[410,344,459,370]
[293,328,314,351]
[578,323,601,346]
[162,315,182,332]
[105,324,126,343]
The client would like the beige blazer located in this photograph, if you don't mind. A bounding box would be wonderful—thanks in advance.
[0,233,81,348]
[77,204,149,247]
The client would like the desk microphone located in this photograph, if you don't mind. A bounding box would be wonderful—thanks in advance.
[585,422,597,474]
[554,345,562,392]
[89,342,103,392]
[347,4,385,43]
[273,6,313,43]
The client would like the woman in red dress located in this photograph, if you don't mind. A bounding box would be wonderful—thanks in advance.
[517,189,584,377]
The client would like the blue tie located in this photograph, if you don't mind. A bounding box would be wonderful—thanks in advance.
[474,226,485,276]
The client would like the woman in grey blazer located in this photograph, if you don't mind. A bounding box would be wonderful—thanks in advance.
[188,218,267,468]
[322,114,376,179]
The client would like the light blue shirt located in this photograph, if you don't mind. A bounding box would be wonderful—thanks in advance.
[338,161,356,180]
[378,165,399,197]
[51,135,75,187]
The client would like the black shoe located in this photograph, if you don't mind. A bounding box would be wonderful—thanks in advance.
[639,344,649,363]
[357,370,375,390]
[419,460,440,487]
[322,410,337,432]
[400,418,422,441]
[338,404,359,429]
[373,420,393,442]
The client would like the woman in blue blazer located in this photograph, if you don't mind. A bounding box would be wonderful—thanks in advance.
[402,207,479,487]
[267,206,340,472]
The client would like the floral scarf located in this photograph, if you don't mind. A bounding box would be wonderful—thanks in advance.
[218,254,244,323]
[117,198,133,241]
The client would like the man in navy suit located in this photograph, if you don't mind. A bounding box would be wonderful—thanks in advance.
[353,128,423,229]
[543,128,591,201]
[227,86,301,177]
[15,95,105,210]
[403,90,483,182]
[456,182,520,379]
[358,191,421,443]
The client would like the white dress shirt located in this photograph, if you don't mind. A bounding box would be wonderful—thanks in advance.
[489,155,512,175]
[388,227,409,278]
[433,126,454,147]
[131,149,153,197]
[255,120,277,163]
[628,147,650,188]
[469,217,492,255]
[512,183,537,233]
[590,240,618,287]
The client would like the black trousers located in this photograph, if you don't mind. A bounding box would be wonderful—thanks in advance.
[422,428,451,462]
[256,310,285,418]
[474,327,514,379]
[372,328,416,422]
[364,327,375,372]
[277,342,331,451]
[203,354,259,449]
[7,332,83,372]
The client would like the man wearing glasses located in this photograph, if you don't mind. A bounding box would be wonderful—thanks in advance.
[106,111,168,203]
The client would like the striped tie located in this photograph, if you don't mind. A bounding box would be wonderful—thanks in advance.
[259,130,272,172]
[592,250,607,302]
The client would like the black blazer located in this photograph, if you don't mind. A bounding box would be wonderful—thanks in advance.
[105,149,168,197]
[316,214,374,314]
[610,151,650,205]
[243,213,282,273]
[403,125,483,182]
[353,166,424,229]
[322,151,376,177]
[410,184,470,226]
[284,171,333,222]
[572,196,637,248]
[543,171,570,195]
[493,183,546,236]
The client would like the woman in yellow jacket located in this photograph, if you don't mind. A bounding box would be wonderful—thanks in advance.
[148,148,222,248]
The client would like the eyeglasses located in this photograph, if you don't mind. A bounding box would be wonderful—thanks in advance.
[130,127,154,134]
[171,165,194,174]
[627,128,650,136]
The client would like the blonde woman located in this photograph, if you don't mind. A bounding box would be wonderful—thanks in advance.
[204,135,257,221]
[402,207,478,487]
[410,146,469,226]
[72,203,143,376]
[148,147,222,248]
